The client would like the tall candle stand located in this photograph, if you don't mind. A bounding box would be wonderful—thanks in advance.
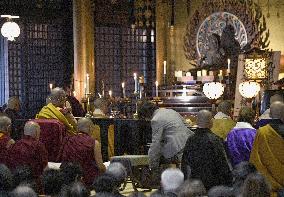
[85,93,93,118]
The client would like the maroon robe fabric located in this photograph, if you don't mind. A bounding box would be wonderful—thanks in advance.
[0,132,12,166]
[9,136,48,179]
[31,119,66,162]
[58,133,99,186]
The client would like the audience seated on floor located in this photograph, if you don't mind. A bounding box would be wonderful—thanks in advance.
[0,164,13,193]
[211,100,236,140]
[178,179,206,197]
[181,110,232,190]
[3,97,22,140]
[42,169,64,197]
[58,117,106,187]
[92,174,117,195]
[207,186,234,197]
[161,168,184,197]
[250,101,284,195]
[241,173,271,197]
[0,116,15,166]
[231,161,257,196]
[12,166,38,193]
[60,162,83,186]
[9,121,48,185]
[36,87,77,135]
[10,185,37,197]
[225,107,256,166]
[105,162,127,197]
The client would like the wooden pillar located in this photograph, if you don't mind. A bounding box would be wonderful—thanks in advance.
[156,0,168,85]
[73,0,95,101]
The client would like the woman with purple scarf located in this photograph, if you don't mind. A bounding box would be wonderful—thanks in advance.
[225,107,256,166]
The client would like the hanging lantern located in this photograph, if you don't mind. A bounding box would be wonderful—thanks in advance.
[203,82,225,99]
[1,15,20,41]
[239,81,260,98]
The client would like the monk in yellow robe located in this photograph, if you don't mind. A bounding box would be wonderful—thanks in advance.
[36,87,77,135]
[211,101,236,140]
[250,101,284,196]
[91,98,114,158]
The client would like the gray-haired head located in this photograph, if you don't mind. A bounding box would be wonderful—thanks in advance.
[197,110,213,129]
[161,168,184,193]
[7,97,20,112]
[11,185,37,197]
[270,94,283,105]
[217,100,233,116]
[0,116,11,132]
[77,118,94,134]
[49,87,66,107]
[270,101,284,119]
[106,162,127,185]
[24,121,40,140]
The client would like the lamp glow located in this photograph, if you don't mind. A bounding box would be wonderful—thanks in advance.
[203,82,224,99]
[239,81,260,98]
[1,21,20,41]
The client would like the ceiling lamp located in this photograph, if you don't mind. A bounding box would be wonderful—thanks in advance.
[1,15,20,41]
[239,81,260,98]
[203,82,225,99]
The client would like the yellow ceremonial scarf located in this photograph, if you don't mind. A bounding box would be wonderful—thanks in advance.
[36,103,76,135]
[250,124,284,194]
[211,118,236,140]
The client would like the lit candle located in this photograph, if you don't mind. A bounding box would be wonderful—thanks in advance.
[87,97,90,111]
[197,71,202,77]
[155,81,159,97]
[122,82,126,98]
[163,61,167,75]
[49,83,53,91]
[109,90,112,98]
[73,91,76,97]
[134,73,138,93]
[86,73,90,94]
[202,69,207,76]
[227,59,231,74]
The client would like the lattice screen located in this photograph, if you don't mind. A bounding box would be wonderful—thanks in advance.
[95,27,156,98]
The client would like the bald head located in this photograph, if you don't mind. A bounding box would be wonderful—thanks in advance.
[217,101,233,116]
[197,110,213,129]
[24,121,40,140]
[0,116,11,132]
[270,101,284,119]
[50,87,66,107]
[270,94,283,104]
[77,118,94,134]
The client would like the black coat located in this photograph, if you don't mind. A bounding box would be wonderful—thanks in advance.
[181,128,233,190]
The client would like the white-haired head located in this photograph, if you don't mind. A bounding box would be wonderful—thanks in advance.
[7,97,20,111]
[77,118,94,134]
[106,162,127,185]
[270,101,284,119]
[161,168,184,193]
[24,121,41,140]
[0,116,11,132]
[49,87,66,107]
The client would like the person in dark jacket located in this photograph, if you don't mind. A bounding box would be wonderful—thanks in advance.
[181,110,233,190]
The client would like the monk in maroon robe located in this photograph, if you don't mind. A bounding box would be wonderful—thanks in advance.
[9,121,48,180]
[58,118,106,187]
[0,116,15,166]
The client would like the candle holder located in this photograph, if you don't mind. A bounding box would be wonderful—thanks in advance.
[84,93,93,118]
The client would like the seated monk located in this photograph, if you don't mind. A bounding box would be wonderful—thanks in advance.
[36,87,77,135]
[9,121,48,181]
[58,117,106,187]
[0,116,15,166]
[211,100,236,140]
[250,101,284,195]
[225,107,256,167]
[92,98,115,158]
